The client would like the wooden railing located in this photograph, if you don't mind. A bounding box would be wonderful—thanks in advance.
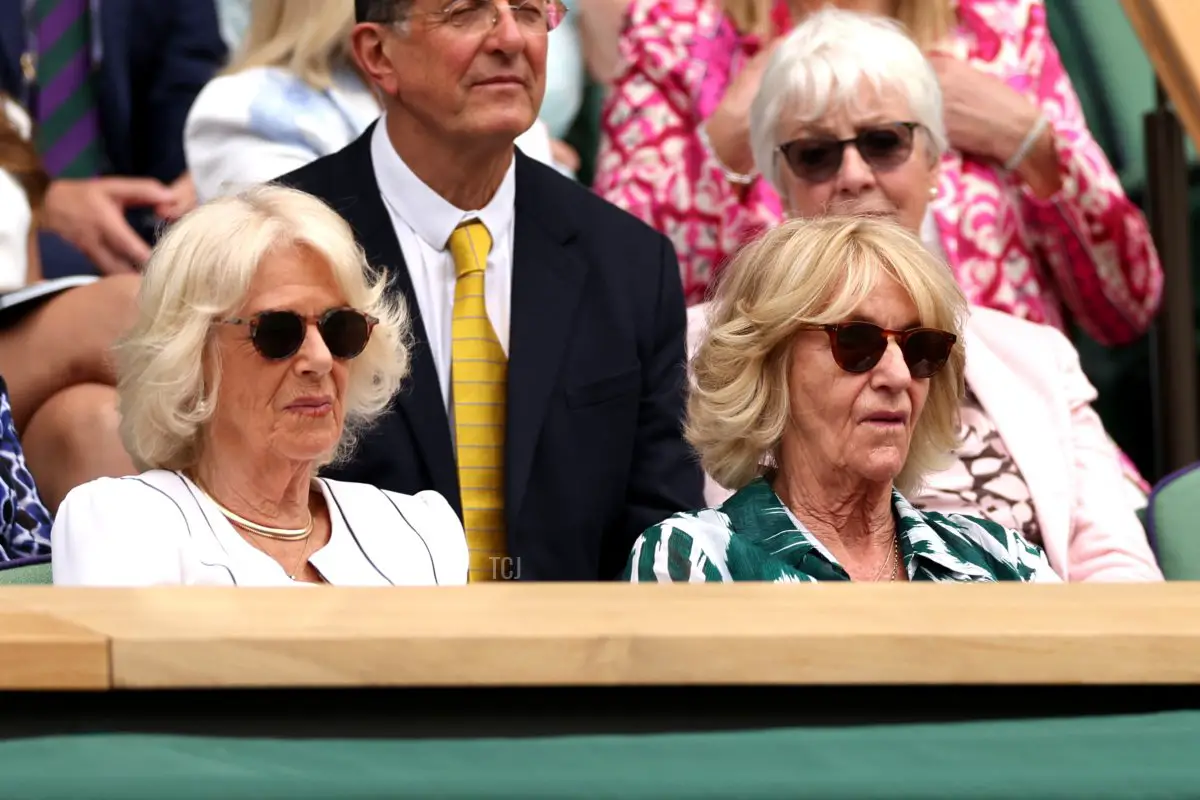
[1121,0,1200,145]
[6,585,1200,690]
[1121,0,1200,474]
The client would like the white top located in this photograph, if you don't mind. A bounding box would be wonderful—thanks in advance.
[920,206,947,262]
[51,470,468,586]
[185,66,382,203]
[0,98,34,292]
[184,65,558,204]
[371,118,516,408]
[543,0,585,140]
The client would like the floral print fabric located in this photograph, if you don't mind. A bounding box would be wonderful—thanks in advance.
[595,0,1162,345]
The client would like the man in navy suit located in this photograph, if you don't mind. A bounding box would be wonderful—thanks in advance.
[279,0,703,581]
[0,0,226,278]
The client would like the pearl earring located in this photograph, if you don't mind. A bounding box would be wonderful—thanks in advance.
[929,186,938,199]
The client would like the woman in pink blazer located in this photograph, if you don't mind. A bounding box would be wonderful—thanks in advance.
[686,7,1161,581]
[595,0,1162,347]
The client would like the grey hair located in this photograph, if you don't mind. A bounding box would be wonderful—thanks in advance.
[749,6,948,195]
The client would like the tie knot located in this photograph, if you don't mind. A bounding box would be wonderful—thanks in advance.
[449,220,493,279]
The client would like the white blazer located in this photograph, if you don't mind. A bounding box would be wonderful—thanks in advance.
[51,470,468,586]
[687,304,1162,583]
[185,66,560,203]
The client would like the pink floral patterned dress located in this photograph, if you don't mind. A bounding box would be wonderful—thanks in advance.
[595,0,1163,346]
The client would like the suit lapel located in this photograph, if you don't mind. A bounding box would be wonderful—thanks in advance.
[337,128,460,512]
[94,0,127,154]
[963,317,1072,574]
[505,153,588,530]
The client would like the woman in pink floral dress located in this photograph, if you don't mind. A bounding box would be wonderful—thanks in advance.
[595,0,1162,348]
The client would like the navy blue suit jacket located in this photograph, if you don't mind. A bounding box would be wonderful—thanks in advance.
[279,128,705,580]
[0,0,226,276]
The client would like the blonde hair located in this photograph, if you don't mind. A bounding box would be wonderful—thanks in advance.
[223,0,355,89]
[725,0,953,49]
[117,184,410,473]
[688,216,966,496]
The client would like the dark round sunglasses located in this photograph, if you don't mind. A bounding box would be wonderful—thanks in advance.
[802,321,957,379]
[778,122,920,184]
[221,308,378,361]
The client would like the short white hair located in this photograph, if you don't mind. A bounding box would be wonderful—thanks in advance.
[749,7,948,195]
[117,184,411,472]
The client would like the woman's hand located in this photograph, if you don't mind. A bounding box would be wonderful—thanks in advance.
[703,40,780,177]
[155,173,198,222]
[930,55,1038,162]
[576,0,634,85]
[930,55,1062,196]
[41,177,171,275]
[551,139,581,174]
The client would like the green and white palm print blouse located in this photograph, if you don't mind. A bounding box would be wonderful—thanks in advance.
[622,478,1061,583]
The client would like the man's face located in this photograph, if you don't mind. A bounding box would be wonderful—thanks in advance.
[369,0,553,144]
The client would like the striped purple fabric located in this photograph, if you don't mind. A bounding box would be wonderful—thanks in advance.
[34,0,102,178]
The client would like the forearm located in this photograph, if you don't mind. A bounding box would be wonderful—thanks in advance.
[1006,3,1159,340]
[993,102,1062,199]
[24,222,41,284]
[1013,123,1062,199]
[1019,126,1162,343]
[577,0,632,83]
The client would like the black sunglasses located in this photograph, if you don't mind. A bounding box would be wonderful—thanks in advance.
[221,308,378,361]
[801,321,956,379]
[778,122,920,184]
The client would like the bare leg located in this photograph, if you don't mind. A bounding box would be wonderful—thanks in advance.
[21,383,136,514]
[0,274,140,430]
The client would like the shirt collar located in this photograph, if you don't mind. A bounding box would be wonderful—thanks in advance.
[371,116,516,250]
[891,492,1000,581]
[719,478,843,573]
[720,477,996,581]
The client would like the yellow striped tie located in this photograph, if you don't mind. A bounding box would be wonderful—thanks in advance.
[449,221,508,582]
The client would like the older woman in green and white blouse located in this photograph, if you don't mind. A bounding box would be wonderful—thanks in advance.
[624,216,1060,583]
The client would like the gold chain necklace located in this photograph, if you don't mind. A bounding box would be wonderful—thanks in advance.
[870,538,894,581]
[287,539,316,581]
[214,502,314,540]
[869,535,902,582]
[193,480,314,540]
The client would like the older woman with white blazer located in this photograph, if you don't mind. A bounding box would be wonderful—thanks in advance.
[689,8,1161,582]
[52,185,468,586]
[186,0,562,202]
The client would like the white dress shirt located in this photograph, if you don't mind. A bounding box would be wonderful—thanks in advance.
[51,471,469,586]
[371,118,516,408]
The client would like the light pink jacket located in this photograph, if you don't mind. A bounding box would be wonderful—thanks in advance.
[687,304,1164,582]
